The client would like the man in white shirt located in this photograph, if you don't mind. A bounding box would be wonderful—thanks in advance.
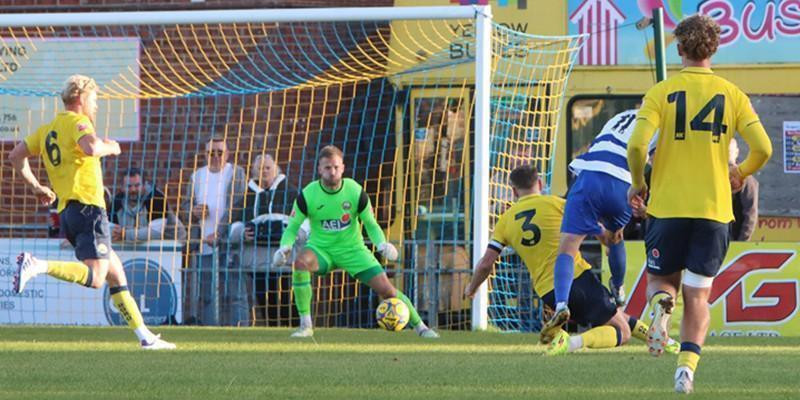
[181,136,246,325]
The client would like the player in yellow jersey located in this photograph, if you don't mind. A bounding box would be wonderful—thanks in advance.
[627,15,772,393]
[7,75,175,350]
[464,165,678,355]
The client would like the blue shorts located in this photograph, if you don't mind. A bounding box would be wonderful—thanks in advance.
[562,171,632,236]
[60,201,111,261]
[645,217,730,277]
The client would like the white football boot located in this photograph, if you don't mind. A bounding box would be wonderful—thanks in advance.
[674,367,694,394]
[647,295,674,357]
[13,252,45,294]
[141,335,177,350]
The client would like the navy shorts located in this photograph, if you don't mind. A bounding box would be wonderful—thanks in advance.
[562,171,632,236]
[60,201,111,261]
[541,270,617,327]
[645,217,730,277]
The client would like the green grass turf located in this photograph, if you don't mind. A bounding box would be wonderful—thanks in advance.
[0,326,798,400]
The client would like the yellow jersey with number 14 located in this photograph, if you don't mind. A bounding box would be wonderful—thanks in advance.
[489,194,591,297]
[24,111,105,212]
[636,67,761,223]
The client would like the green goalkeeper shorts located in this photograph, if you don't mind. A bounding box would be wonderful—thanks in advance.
[306,243,384,283]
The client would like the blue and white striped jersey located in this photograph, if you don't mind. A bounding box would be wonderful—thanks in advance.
[569,109,656,184]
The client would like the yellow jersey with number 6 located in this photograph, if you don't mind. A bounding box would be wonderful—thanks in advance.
[636,67,761,222]
[24,111,105,212]
[489,194,591,297]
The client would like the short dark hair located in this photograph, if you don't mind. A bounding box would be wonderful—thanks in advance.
[124,167,142,178]
[318,145,343,162]
[207,135,228,149]
[509,164,539,190]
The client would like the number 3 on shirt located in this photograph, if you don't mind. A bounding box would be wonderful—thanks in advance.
[515,209,541,247]
[667,91,728,143]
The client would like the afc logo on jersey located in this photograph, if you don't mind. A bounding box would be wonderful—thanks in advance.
[321,213,351,231]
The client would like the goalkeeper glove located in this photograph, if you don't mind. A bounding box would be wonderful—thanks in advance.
[272,246,291,266]
[377,242,399,261]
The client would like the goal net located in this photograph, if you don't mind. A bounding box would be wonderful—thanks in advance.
[0,6,584,331]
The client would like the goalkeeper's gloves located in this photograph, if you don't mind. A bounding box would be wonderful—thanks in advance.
[377,242,399,261]
[272,246,291,266]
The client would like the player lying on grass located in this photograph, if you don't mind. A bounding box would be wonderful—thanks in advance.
[273,145,438,338]
[464,164,677,355]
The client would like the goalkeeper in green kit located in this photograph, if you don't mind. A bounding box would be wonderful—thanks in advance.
[274,145,439,338]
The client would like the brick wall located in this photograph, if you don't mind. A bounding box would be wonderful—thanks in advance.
[0,0,397,237]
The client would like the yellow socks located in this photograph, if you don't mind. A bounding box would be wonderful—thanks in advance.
[46,260,92,287]
[110,286,158,344]
[581,325,620,349]
[678,342,701,372]
[628,316,649,342]
[110,286,145,330]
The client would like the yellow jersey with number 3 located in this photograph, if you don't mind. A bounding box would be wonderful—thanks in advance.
[636,67,760,223]
[24,111,105,212]
[489,194,591,297]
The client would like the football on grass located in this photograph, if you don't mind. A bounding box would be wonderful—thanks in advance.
[375,297,410,331]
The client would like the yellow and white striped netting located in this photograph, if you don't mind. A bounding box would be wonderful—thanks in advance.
[0,18,584,331]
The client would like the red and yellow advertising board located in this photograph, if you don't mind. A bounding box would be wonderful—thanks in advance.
[610,242,800,337]
[752,216,800,242]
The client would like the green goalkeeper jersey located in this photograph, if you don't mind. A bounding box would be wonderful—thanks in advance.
[280,178,386,249]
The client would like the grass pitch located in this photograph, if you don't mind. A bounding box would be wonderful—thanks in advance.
[0,326,798,399]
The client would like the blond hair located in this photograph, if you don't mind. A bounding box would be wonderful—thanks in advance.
[61,74,97,105]
[674,15,721,61]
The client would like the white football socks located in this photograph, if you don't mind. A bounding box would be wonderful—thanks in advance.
[568,335,583,352]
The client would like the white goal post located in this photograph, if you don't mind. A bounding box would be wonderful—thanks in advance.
[0,5,496,330]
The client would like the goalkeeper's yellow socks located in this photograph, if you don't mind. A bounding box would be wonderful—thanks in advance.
[396,290,422,328]
[579,325,621,349]
[292,270,312,321]
[678,342,701,372]
[46,260,93,287]
[628,316,649,342]
[110,286,156,343]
